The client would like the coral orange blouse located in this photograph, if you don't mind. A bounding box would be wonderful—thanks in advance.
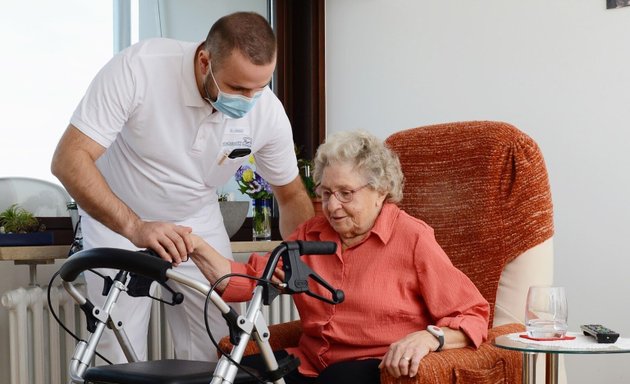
[222,203,489,377]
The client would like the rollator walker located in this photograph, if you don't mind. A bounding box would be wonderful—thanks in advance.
[56,241,344,384]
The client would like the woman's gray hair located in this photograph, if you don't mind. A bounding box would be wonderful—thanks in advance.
[313,130,404,203]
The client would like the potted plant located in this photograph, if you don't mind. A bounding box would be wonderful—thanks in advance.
[217,193,249,239]
[295,145,317,198]
[0,204,53,246]
[295,145,322,215]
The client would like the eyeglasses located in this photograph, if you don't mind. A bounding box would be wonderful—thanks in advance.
[316,184,370,203]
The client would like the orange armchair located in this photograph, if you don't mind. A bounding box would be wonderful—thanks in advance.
[221,121,554,383]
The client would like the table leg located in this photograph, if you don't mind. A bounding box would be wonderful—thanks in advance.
[545,353,558,384]
[523,352,537,384]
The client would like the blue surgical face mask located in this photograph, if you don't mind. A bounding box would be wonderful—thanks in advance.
[204,61,263,119]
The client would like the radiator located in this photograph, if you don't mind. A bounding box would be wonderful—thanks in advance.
[2,284,298,384]
[1,284,87,384]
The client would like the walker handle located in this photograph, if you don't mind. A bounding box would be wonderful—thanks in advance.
[59,247,171,283]
[296,240,337,255]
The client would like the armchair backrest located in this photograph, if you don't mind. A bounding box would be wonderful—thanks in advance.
[385,121,554,325]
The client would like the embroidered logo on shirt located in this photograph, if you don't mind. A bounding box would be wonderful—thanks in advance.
[222,136,252,148]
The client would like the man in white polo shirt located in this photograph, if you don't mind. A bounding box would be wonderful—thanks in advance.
[51,12,314,363]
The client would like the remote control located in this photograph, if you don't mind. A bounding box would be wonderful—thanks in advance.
[580,324,620,343]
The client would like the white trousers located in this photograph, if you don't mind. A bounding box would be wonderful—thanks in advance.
[85,261,234,363]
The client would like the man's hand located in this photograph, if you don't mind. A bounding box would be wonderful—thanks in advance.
[129,221,193,265]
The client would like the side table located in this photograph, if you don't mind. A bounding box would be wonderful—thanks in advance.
[0,245,70,285]
[494,332,630,384]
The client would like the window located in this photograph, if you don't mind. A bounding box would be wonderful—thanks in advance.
[0,1,113,183]
[0,1,325,188]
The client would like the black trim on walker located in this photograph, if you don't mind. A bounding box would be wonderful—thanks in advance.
[223,306,243,346]
[262,354,301,382]
[59,247,172,283]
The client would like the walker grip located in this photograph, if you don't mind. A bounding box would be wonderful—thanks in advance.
[296,240,337,255]
[59,247,172,283]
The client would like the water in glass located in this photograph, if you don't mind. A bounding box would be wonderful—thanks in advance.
[525,286,568,338]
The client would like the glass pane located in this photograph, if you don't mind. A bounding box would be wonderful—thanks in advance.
[136,0,268,42]
[0,1,113,183]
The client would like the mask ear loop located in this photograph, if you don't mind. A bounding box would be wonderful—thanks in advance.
[206,60,223,100]
[201,53,219,104]
[203,78,214,105]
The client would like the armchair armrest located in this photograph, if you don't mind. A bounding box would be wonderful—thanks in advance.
[266,320,302,350]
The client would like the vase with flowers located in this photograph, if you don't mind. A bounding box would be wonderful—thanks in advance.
[235,163,273,241]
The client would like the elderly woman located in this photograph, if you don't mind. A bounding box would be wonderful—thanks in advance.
[189,131,489,384]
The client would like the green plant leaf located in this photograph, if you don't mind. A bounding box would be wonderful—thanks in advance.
[0,204,39,234]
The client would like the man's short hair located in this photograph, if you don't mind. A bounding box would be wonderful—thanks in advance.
[205,12,276,68]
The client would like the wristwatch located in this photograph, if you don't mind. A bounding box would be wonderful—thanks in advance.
[426,325,445,352]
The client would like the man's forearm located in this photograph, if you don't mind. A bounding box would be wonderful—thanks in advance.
[59,162,140,239]
[51,126,141,240]
[272,175,315,238]
[278,192,314,239]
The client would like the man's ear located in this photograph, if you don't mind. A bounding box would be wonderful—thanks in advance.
[198,50,211,75]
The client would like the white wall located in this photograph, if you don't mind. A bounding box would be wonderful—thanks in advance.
[326,1,630,382]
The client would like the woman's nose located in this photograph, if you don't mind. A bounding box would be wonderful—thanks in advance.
[325,195,344,211]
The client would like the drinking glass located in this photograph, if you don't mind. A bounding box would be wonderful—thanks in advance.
[525,286,568,338]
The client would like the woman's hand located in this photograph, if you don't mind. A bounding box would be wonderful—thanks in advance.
[186,234,284,293]
[271,267,285,286]
[379,330,438,378]
[379,327,472,378]
[186,234,232,291]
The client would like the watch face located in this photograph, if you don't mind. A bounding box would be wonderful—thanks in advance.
[428,325,444,336]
